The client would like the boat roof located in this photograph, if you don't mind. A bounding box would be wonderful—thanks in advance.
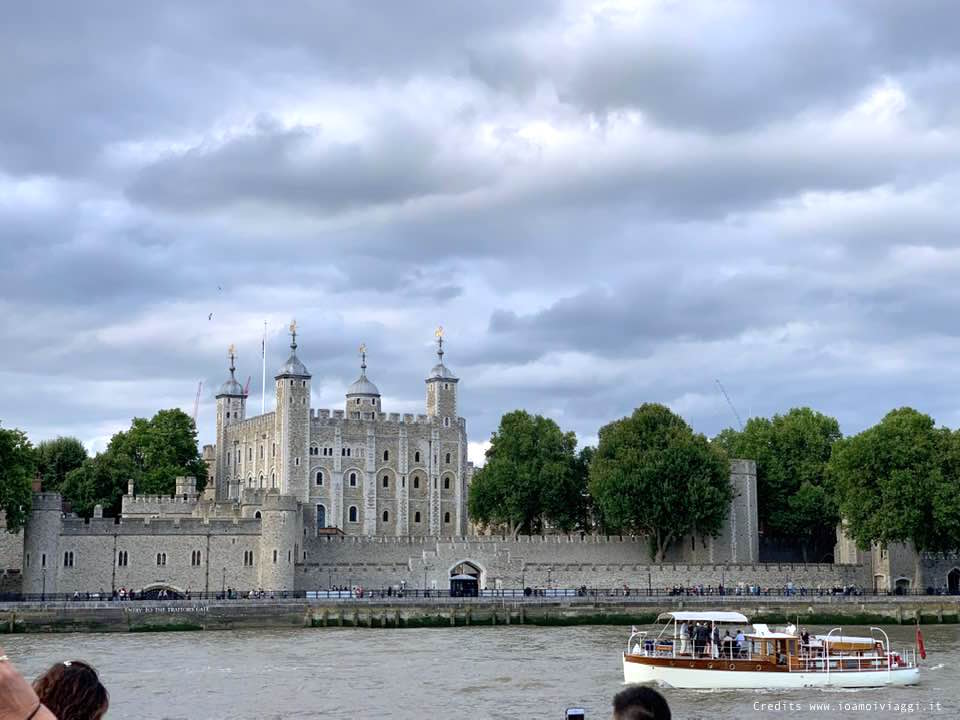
[815,634,876,644]
[656,611,749,623]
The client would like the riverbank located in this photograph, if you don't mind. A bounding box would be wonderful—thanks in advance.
[1,596,959,634]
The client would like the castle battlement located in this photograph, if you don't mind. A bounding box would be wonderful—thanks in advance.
[308,409,464,428]
[229,412,276,432]
[30,493,64,512]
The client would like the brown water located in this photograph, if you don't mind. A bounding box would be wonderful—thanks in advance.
[3,624,957,719]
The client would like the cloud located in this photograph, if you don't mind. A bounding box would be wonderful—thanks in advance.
[3,0,960,459]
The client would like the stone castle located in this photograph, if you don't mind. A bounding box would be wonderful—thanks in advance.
[1,326,956,597]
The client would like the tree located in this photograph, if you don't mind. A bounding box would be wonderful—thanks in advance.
[712,407,842,561]
[35,436,88,494]
[61,409,206,517]
[468,410,584,536]
[829,407,960,585]
[590,404,732,562]
[0,423,36,533]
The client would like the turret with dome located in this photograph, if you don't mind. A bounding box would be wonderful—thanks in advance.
[345,344,381,415]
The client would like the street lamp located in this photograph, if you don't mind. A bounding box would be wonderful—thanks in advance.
[423,565,429,596]
[221,567,226,597]
[647,570,652,596]
[42,568,46,601]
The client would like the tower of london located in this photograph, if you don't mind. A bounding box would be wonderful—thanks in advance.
[211,323,472,537]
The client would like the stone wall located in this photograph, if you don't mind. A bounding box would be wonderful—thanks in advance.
[0,519,23,572]
[295,534,864,592]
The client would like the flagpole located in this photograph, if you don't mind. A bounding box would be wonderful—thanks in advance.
[261,320,267,415]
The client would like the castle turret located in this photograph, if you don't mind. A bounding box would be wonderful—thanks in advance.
[215,345,246,501]
[21,493,63,597]
[425,327,458,421]
[345,344,381,417]
[256,493,300,592]
[274,321,310,501]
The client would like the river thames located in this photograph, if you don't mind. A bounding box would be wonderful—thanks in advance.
[3,624,957,719]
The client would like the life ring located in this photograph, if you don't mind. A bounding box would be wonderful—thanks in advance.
[689,662,696,668]
[755,664,762,671]
[728,664,736,671]
[707,663,714,669]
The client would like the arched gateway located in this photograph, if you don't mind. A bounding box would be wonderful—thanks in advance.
[948,567,960,595]
[450,561,482,597]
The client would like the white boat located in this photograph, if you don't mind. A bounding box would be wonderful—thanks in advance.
[622,611,921,689]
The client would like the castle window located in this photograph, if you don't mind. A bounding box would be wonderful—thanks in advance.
[271,473,276,487]
[444,383,449,390]
[63,551,74,568]
[348,506,358,523]
[273,549,278,564]
[316,470,324,486]
[370,398,375,404]
[260,445,264,458]
[117,551,128,567]
[310,446,318,456]
[272,443,276,457]
[290,380,294,387]
[26,554,30,568]
[382,475,389,488]
[349,472,357,487]
[443,477,450,490]
[413,476,420,489]
[382,510,389,522]
[347,448,352,457]
[191,550,202,567]
[255,511,262,519]
[236,450,240,463]
[288,550,292,563]
[156,553,167,567]
[316,504,326,528]
[295,457,300,466]
[402,477,405,488]
[258,474,263,487]
[243,550,254,566]
[444,512,451,524]
[414,451,420,463]
[356,398,361,405]
[248,448,252,461]
[341,448,345,456]
[383,450,389,461]
[444,417,450,428]
[226,411,230,419]
[445,452,451,464]
[302,380,306,387]
[41,553,46,568]
[414,511,421,524]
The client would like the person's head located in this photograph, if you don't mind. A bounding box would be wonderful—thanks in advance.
[34,660,108,720]
[612,686,671,720]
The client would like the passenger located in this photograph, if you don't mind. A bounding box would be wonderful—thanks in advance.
[0,647,57,720]
[33,660,109,720]
[679,621,689,654]
[735,628,746,658]
[722,630,734,658]
[612,685,671,720]
[712,626,721,658]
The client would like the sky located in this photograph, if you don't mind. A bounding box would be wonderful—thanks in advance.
[3,0,960,464]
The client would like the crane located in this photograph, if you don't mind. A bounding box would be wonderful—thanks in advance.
[243,376,251,397]
[715,379,744,431]
[192,381,203,423]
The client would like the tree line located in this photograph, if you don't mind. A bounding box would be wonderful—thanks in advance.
[469,405,960,564]
[0,409,206,531]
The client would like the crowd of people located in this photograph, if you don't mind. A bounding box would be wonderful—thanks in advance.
[0,645,670,720]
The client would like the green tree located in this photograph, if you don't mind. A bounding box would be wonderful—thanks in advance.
[712,407,842,561]
[0,423,36,532]
[829,407,960,585]
[468,410,584,536]
[590,403,732,562]
[35,436,88,494]
[61,409,206,517]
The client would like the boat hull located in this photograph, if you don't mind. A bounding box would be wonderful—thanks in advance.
[623,655,920,689]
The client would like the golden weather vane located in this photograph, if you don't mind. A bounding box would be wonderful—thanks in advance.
[435,326,444,338]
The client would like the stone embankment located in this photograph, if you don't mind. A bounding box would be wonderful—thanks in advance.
[1,596,958,634]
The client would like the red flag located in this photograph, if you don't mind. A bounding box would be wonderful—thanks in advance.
[916,628,926,660]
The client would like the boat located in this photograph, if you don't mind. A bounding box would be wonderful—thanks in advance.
[622,611,921,689]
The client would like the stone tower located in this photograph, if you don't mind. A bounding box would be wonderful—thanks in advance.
[215,345,246,501]
[274,321,311,501]
[21,493,63,596]
[345,345,381,417]
[256,493,300,591]
[425,327,458,420]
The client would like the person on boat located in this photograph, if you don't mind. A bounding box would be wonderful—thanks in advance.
[735,628,746,658]
[712,625,721,658]
[679,621,689,654]
[722,630,734,658]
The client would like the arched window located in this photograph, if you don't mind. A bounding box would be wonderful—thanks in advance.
[349,472,357,487]
[382,475,389,488]
[383,450,389,461]
[316,504,326,528]
[413,476,420,489]
[382,510,389,522]
[349,506,358,523]
[444,512,451,523]
[273,549,278,564]
[316,470,324,486]
[255,511,262,519]
[414,451,421,463]
[445,452,451,463]
[414,511,421,523]
[443,477,450,490]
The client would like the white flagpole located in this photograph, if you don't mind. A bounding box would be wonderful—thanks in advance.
[261,320,267,415]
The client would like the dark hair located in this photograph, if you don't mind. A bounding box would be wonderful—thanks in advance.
[34,660,109,720]
[612,686,671,720]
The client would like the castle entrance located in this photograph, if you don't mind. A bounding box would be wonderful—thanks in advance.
[948,568,960,595]
[141,585,184,600]
[450,561,481,597]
